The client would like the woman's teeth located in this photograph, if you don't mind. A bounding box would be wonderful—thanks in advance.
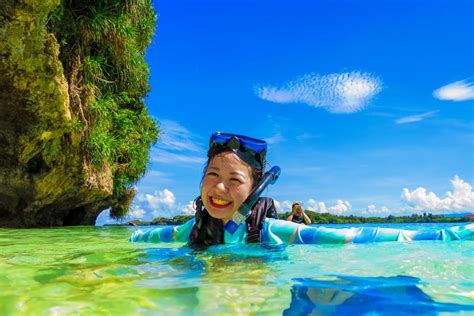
[211,197,231,206]
[212,198,228,205]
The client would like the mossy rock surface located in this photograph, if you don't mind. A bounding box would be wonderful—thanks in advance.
[0,0,158,227]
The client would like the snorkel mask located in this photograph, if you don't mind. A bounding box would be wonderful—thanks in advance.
[208,132,281,233]
[209,132,267,170]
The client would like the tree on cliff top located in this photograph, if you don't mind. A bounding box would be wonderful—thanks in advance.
[47,0,159,218]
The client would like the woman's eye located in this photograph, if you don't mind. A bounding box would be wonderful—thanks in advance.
[230,178,243,183]
[206,172,218,177]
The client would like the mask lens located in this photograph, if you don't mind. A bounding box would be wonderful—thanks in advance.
[211,132,267,154]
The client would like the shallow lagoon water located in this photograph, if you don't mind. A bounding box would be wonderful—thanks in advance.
[1,223,473,315]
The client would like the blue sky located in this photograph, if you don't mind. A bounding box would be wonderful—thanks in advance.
[97,0,474,225]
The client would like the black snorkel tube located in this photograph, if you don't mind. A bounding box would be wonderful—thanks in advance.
[224,165,281,234]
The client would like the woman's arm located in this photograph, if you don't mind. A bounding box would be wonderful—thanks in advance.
[302,211,312,225]
[264,220,474,244]
[130,218,195,243]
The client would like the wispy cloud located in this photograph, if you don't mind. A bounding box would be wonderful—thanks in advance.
[433,80,474,101]
[149,120,206,166]
[144,170,173,181]
[150,148,205,165]
[157,119,203,152]
[395,110,439,124]
[264,132,284,145]
[255,72,382,113]
[283,166,323,176]
[296,133,320,142]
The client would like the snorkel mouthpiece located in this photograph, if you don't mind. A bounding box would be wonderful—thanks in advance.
[224,165,281,234]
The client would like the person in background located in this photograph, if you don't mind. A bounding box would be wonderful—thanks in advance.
[287,201,311,225]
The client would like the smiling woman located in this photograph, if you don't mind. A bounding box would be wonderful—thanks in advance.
[131,132,474,248]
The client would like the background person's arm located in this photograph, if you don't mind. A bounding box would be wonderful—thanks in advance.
[302,211,312,225]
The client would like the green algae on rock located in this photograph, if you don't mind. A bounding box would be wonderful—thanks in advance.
[0,0,158,227]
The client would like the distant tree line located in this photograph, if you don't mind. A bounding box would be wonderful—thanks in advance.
[120,210,472,226]
[126,215,194,226]
[279,210,473,224]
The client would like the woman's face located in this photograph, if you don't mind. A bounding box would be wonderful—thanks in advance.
[201,151,255,224]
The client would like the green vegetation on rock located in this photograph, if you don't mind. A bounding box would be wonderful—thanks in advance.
[47,0,159,218]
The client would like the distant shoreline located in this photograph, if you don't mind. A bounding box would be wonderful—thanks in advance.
[105,211,473,226]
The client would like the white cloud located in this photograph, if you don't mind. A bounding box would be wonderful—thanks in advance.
[255,72,382,113]
[274,200,293,213]
[361,204,391,217]
[306,198,328,213]
[133,189,198,219]
[128,206,146,219]
[318,203,328,213]
[401,175,474,213]
[328,200,352,215]
[433,80,474,101]
[296,198,351,215]
[137,189,176,209]
[96,189,196,225]
[395,110,439,124]
[182,201,196,215]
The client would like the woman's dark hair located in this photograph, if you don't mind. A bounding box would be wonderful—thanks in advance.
[188,144,265,248]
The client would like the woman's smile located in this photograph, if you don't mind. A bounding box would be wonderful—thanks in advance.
[209,196,232,209]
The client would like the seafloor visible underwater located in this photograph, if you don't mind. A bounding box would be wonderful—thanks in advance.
[1,223,473,315]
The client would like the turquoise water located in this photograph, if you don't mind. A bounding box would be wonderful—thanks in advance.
[1,223,473,315]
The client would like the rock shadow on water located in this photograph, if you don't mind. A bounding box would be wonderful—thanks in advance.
[283,275,474,315]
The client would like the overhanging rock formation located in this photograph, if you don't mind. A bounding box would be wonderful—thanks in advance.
[0,0,158,227]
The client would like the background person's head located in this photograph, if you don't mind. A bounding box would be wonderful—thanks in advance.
[200,133,267,223]
[292,202,303,216]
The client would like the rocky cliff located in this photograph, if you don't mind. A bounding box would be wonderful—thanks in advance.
[0,0,158,227]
